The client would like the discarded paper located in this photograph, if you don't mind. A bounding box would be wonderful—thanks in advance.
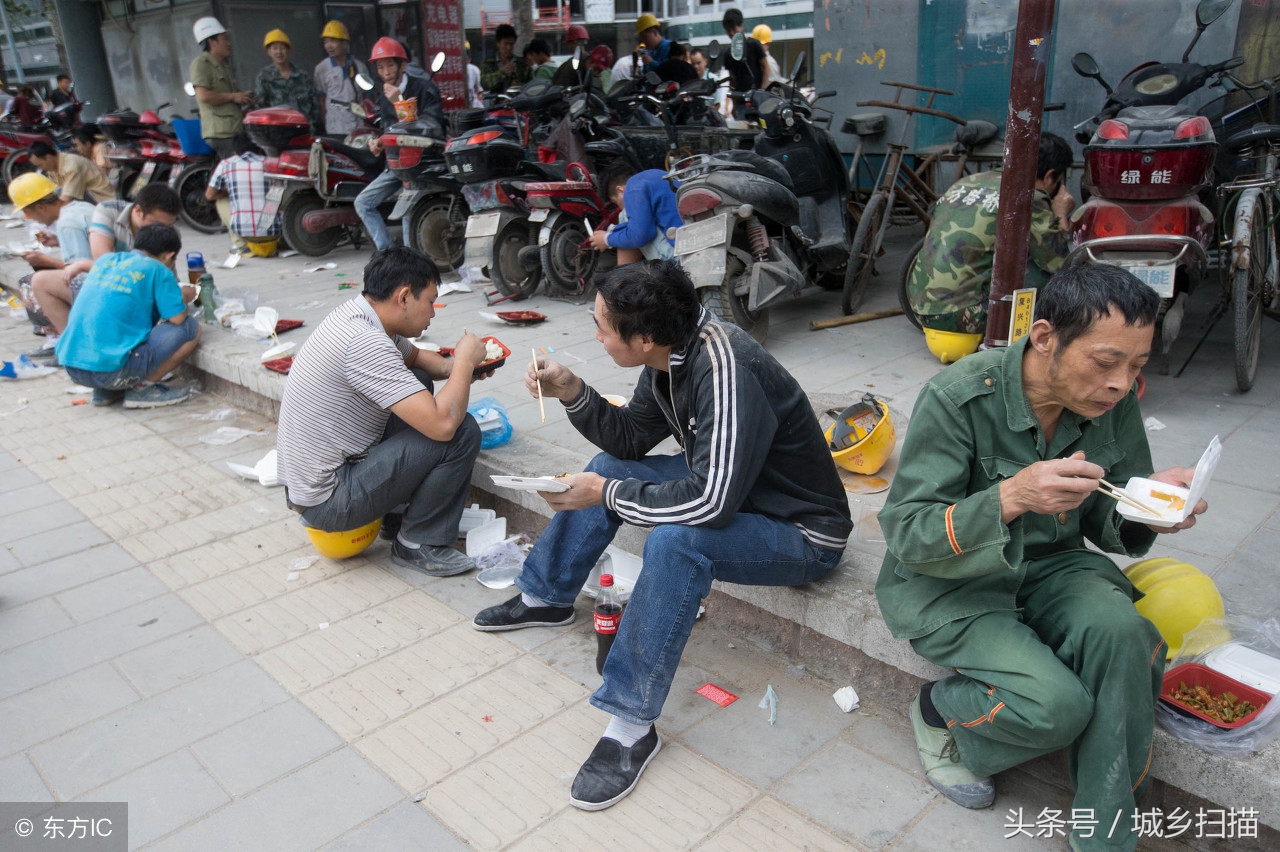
[833,686,860,713]
[1144,417,1166,432]
[759,684,778,725]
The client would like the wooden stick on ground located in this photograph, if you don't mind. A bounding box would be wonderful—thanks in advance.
[810,308,904,331]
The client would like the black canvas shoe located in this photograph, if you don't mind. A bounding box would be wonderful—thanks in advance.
[390,540,475,577]
[472,593,575,632]
[569,727,662,811]
[379,512,404,541]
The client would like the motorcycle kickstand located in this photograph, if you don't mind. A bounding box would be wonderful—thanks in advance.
[484,289,523,306]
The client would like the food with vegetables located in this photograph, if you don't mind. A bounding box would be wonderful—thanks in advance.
[1167,682,1258,723]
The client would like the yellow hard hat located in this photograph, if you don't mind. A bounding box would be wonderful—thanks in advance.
[825,394,896,475]
[263,29,291,49]
[752,24,773,44]
[7,172,58,211]
[321,20,350,41]
[303,518,382,559]
[245,237,279,257]
[635,13,661,35]
[923,327,983,364]
[1127,557,1227,660]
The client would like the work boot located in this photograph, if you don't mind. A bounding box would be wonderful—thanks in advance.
[910,691,995,809]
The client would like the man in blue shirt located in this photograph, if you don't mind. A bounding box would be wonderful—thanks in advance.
[634,13,671,68]
[588,164,681,265]
[55,224,201,409]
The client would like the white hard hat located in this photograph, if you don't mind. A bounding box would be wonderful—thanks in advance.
[193,17,227,45]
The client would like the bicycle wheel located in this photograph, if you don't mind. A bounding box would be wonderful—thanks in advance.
[1234,199,1267,392]
[842,192,885,315]
[898,237,925,331]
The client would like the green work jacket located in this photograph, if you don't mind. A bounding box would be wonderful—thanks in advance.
[876,336,1158,640]
[190,53,243,139]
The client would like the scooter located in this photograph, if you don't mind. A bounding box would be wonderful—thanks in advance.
[0,102,81,184]
[667,50,850,342]
[1067,0,1244,370]
[382,113,468,270]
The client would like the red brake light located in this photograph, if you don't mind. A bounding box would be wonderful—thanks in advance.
[677,188,723,219]
[1090,206,1130,238]
[1174,116,1212,139]
[276,151,310,177]
[139,140,169,157]
[389,146,422,170]
[665,81,679,95]
[1150,206,1188,235]
[467,131,503,146]
[1097,120,1130,140]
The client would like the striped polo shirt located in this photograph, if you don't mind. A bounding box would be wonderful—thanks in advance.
[276,296,425,507]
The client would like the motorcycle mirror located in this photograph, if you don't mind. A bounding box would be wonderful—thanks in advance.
[1184,0,1232,62]
[1070,52,1112,96]
[645,71,662,87]
[731,32,745,62]
[183,81,196,97]
[354,74,375,93]
[350,101,365,117]
[707,39,721,60]
[572,45,582,71]
[790,52,806,86]
[430,52,446,74]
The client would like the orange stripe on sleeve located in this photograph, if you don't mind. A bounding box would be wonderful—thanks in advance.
[945,504,962,555]
[1150,640,1166,667]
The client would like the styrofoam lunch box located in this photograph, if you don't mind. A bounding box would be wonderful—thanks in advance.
[1116,435,1221,528]
[582,546,642,604]
[1204,643,1280,696]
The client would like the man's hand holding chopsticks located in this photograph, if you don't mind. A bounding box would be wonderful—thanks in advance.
[525,357,583,402]
[999,451,1103,523]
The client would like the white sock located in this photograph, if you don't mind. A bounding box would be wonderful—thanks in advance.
[603,716,651,747]
[395,533,420,550]
[521,592,551,608]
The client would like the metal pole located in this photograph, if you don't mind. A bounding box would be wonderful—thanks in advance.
[0,1,27,84]
[983,0,1057,348]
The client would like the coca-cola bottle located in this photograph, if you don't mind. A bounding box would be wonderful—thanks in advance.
[594,574,623,676]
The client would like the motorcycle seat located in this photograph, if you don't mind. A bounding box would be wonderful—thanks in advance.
[509,86,564,113]
[325,139,384,174]
[708,149,794,190]
[1115,104,1196,125]
[518,160,567,180]
[1223,123,1280,154]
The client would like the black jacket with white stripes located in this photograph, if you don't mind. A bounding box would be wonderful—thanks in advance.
[564,311,853,552]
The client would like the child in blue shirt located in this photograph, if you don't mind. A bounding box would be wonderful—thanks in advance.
[588,164,681,265]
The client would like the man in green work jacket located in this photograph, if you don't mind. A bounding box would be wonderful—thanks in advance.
[877,264,1208,852]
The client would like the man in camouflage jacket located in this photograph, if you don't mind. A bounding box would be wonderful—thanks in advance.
[907,133,1075,333]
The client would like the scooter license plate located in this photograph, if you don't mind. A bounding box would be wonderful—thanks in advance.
[675,213,728,256]
[1123,263,1176,298]
[257,182,286,233]
[465,236,495,269]
[529,208,549,223]
[466,210,503,239]
[136,161,156,188]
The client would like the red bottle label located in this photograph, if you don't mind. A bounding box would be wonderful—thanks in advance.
[594,611,620,635]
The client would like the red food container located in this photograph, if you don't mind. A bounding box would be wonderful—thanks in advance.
[439,336,510,377]
[1160,663,1270,729]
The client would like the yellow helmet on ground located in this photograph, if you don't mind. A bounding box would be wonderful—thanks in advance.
[1126,557,1227,660]
[825,393,896,475]
[635,13,661,34]
[923,328,983,364]
[752,24,773,44]
[245,237,279,257]
[264,29,291,49]
[304,518,382,559]
[321,20,351,41]
[7,172,58,210]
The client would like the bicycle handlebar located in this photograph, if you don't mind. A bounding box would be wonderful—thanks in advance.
[855,99,967,125]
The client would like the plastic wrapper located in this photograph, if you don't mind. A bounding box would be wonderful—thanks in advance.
[468,397,512,449]
[1156,616,1280,756]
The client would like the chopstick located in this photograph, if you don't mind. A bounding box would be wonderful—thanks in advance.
[533,347,546,423]
[1097,479,1162,517]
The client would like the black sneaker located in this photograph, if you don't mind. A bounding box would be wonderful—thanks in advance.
[472,593,575,632]
[390,540,475,577]
[569,727,662,811]
[379,512,404,541]
[92,388,126,407]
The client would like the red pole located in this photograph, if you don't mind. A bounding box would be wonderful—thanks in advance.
[984,0,1058,348]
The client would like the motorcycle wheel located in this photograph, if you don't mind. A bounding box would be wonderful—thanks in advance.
[2,147,36,184]
[842,192,885,315]
[281,192,341,257]
[699,246,769,342]
[489,218,541,300]
[174,165,223,234]
[1233,201,1267,392]
[539,216,595,297]
[898,237,925,331]
[407,197,467,270]
[116,166,142,201]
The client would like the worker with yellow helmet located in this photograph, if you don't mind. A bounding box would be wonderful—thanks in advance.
[314,19,371,135]
[634,13,672,67]
[752,24,782,82]
[254,28,320,131]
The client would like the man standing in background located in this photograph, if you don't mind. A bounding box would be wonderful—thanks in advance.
[315,20,371,137]
[190,17,252,160]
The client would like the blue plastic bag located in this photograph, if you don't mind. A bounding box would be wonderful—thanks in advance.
[468,397,512,449]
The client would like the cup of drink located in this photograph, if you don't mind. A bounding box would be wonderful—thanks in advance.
[393,98,418,122]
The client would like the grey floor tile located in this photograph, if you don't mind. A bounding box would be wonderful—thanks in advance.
[0,543,138,612]
[8,520,110,567]
[892,771,1073,851]
[775,741,937,849]
[0,543,20,575]
[191,701,343,797]
[0,500,88,545]
[0,481,62,509]
[0,597,73,653]
[86,750,230,849]
[114,626,244,697]
[56,566,169,623]
[842,713,927,776]
[1213,526,1280,618]
[30,660,289,799]
[0,467,42,493]
[144,750,402,852]
[0,664,139,757]
[0,753,52,801]
[322,802,468,852]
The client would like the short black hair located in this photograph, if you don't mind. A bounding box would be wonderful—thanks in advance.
[1035,263,1160,350]
[495,24,517,42]
[231,132,261,157]
[56,74,70,83]
[596,259,699,346]
[1037,132,1073,181]
[599,161,636,198]
[362,245,439,301]
[524,39,551,58]
[29,140,57,159]
[669,42,687,61]
[73,124,98,145]
[134,183,181,217]
[690,47,707,60]
[723,9,744,31]
[133,223,182,257]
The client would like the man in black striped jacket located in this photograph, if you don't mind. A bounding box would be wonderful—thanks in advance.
[474,259,852,810]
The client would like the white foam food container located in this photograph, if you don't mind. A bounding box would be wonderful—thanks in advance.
[466,516,507,557]
[1116,435,1221,528]
[1204,642,1280,696]
[490,475,570,493]
[458,504,497,537]
[581,545,642,604]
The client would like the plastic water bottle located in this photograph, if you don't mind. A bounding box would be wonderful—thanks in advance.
[594,574,623,676]
[186,251,206,285]
[198,273,218,324]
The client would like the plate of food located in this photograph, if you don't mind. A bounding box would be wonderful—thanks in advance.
[490,474,571,493]
[495,310,547,325]
[1115,436,1220,528]
[439,336,510,377]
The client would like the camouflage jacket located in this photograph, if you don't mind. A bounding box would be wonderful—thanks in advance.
[254,63,320,131]
[480,57,531,94]
[909,170,1069,318]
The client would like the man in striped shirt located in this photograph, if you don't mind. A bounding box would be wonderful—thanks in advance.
[276,246,490,576]
[473,260,852,810]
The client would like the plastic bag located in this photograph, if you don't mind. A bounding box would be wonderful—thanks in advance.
[0,354,57,379]
[474,534,530,589]
[468,397,512,449]
[1155,616,1280,756]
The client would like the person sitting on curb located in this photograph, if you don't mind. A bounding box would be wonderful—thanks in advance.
[28,140,114,204]
[276,246,491,577]
[71,125,111,179]
[473,260,852,810]
[55,224,200,409]
[354,38,444,252]
[588,163,682,265]
[876,264,1208,852]
[204,133,280,256]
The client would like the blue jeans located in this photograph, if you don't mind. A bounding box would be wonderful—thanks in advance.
[516,452,842,725]
[65,315,198,390]
[354,167,402,251]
